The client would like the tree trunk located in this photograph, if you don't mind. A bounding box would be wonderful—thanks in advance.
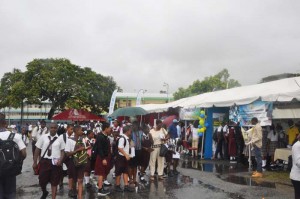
[20,101,24,126]
[48,106,57,120]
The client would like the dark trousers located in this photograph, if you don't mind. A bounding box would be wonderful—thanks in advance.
[223,139,229,159]
[254,145,262,172]
[215,140,223,159]
[32,141,37,157]
[0,175,16,199]
[292,180,300,199]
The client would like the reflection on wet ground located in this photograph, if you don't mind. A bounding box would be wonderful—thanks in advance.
[220,175,276,188]
[16,147,289,199]
[181,158,249,175]
[180,158,279,189]
[17,170,245,199]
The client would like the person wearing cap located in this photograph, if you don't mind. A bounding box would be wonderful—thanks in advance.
[0,113,27,199]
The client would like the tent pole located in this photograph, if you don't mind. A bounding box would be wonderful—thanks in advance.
[201,131,205,159]
[184,121,187,140]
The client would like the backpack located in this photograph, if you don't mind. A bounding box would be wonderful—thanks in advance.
[113,136,126,156]
[73,138,88,167]
[217,127,224,141]
[213,129,218,142]
[0,133,23,177]
[57,126,66,136]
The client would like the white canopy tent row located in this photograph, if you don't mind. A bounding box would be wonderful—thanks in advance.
[138,76,300,112]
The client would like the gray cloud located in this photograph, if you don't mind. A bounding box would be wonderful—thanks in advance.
[0,0,299,94]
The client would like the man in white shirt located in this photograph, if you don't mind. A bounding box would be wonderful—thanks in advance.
[58,124,75,196]
[31,120,48,158]
[222,121,229,160]
[114,125,134,192]
[0,113,26,199]
[65,125,89,199]
[32,122,65,199]
[28,122,33,137]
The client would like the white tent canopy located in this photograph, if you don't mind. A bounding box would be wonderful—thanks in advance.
[139,77,300,112]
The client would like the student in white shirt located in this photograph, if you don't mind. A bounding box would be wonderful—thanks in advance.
[32,122,65,199]
[114,125,134,192]
[58,124,74,196]
[31,120,48,158]
[0,113,26,199]
[65,125,90,199]
[21,126,29,146]
[267,124,278,165]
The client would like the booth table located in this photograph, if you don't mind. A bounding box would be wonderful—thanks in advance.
[274,148,292,162]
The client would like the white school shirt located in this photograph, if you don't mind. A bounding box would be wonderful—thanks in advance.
[65,137,87,153]
[267,130,278,142]
[32,127,48,142]
[35,134,65,159]
[290,141,300,181]
[118,134,130,156]
[0,130,26,150]
[22,134,29,145]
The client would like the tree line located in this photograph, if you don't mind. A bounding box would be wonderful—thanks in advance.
[0,58,117,119]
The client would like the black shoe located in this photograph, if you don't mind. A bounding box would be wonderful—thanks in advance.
[114,185,123,192]
[124,185,134,192]
[168,171,174,177]
[173,170,180,175]
[40,191,49,199]
[68,189,76,198]
[59,183,64,191]
[97,188,110,196]
[85,183,92,189]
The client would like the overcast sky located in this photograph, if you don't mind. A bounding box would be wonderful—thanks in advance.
[1,1,300,94]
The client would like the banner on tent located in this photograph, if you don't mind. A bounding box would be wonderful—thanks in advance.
[212,113,226,126]
[229,101,273,126]
[179,108,200,120]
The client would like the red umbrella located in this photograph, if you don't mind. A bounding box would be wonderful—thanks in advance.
[162,115,178,127]
[52,109,106,122]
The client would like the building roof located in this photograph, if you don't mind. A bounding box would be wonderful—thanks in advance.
[115,92,173,100]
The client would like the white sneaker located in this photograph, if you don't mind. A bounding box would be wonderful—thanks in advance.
[103,180,112,186]
[262,160,266,167]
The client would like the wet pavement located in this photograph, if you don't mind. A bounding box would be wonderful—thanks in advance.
[16,145,294,199]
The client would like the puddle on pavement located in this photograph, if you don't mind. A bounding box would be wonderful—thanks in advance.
[221,175,276,188]
[181,160,249,174]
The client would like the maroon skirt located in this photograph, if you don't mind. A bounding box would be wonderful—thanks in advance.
[94,155,111,177]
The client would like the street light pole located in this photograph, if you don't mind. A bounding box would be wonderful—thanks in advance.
[163,82,169,103]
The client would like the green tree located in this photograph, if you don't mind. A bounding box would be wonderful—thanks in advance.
[0,68,26,108]
[0,58,118,119]
[173,69,241,100]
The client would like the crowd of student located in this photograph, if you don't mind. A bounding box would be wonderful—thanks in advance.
[206,119,300,168]
[5,118,180,199]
